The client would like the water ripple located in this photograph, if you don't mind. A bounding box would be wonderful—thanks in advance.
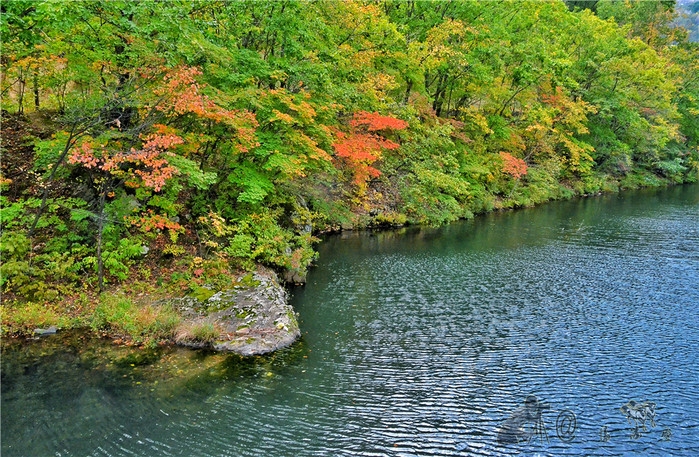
[3,186,698,456]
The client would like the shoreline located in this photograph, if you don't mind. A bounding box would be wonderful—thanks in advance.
[1,268,300,356]
[1,181,694,353]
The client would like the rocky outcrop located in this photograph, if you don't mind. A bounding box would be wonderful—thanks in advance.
[170,268,301,356]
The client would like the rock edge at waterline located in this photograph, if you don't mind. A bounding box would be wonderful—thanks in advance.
[167,268,301,356]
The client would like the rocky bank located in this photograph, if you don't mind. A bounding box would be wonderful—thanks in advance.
[168,268,301,356]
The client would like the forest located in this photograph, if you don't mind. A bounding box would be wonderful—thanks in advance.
[1,0,698,340]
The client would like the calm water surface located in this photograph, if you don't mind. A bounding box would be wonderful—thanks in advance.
[2,185,698,456]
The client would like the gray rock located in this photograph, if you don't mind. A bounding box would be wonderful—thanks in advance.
[33,326,58,336]
[168,268,300,356]
[283,268,307,285]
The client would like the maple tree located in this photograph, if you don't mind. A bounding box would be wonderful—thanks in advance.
[332,111,408,191]
[499,152,528,180]
[64,127,185,291]
[54,64,257,290]
[68,129,182,192]
[153,67,259,152]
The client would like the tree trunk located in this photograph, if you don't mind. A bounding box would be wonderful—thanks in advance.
[96,184,108,293]
[33,70,40,110]
[432,73,447,117]
[17,68,26,115]
[403,79,413,105]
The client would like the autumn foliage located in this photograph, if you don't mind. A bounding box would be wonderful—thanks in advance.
[154,66,258,153]
[129,210,183,237]
[333,111,408,188]
[1,0,697,319]
[349,111,409,132]
[499,152,528,179]
[68,129,182,192]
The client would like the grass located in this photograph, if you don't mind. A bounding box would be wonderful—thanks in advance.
[174,321,220,345]
[90,294,181,345]
[1,301,72,334]
[0,257,241,344]
[2,288,215,348]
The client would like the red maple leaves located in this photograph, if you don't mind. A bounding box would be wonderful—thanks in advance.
[68,65,261,193]
[332,111,408,188]
[154,66,258,152]
[68,128,182,192]
[131,210,183,234]
[499,151,528,179]
[349,111,409,132]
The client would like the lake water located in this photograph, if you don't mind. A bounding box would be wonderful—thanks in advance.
[2,184,698,456]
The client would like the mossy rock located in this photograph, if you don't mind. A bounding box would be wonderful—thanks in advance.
[189,286,215,303]
[173,268,301,356]
[235,273,261,288]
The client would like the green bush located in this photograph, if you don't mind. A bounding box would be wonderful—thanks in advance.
[225,209,318,274]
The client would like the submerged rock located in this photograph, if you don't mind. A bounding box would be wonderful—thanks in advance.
[169,268,301,356]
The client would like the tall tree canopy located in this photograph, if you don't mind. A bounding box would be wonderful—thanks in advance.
[2,0,697,302]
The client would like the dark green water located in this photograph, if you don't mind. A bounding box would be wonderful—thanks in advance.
[2,184,698,456]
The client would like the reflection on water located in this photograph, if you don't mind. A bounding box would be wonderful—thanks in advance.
[2,184,699,456]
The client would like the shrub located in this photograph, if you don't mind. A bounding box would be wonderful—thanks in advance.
[225,209,318,274]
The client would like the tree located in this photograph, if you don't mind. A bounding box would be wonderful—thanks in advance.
[597,0,679,48]
[332,111,408,193]
[499,152,527,179]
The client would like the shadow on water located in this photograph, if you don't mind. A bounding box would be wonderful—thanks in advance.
[1,331,311,456]
[1,331,310,397]
[316,183,699,260]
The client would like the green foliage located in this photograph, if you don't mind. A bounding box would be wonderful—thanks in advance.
[91,295,180,344]
[225,209,317,273]
[371,211,408,227]
[228,162,275,205]
[620,170,666,189]
[521,162,575,204]
[2,0,698,318]
[0,195,93,300]
[654,157,688,183]
[103,237,144,280]
[33,133,72,176]
[167,155,218,190]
